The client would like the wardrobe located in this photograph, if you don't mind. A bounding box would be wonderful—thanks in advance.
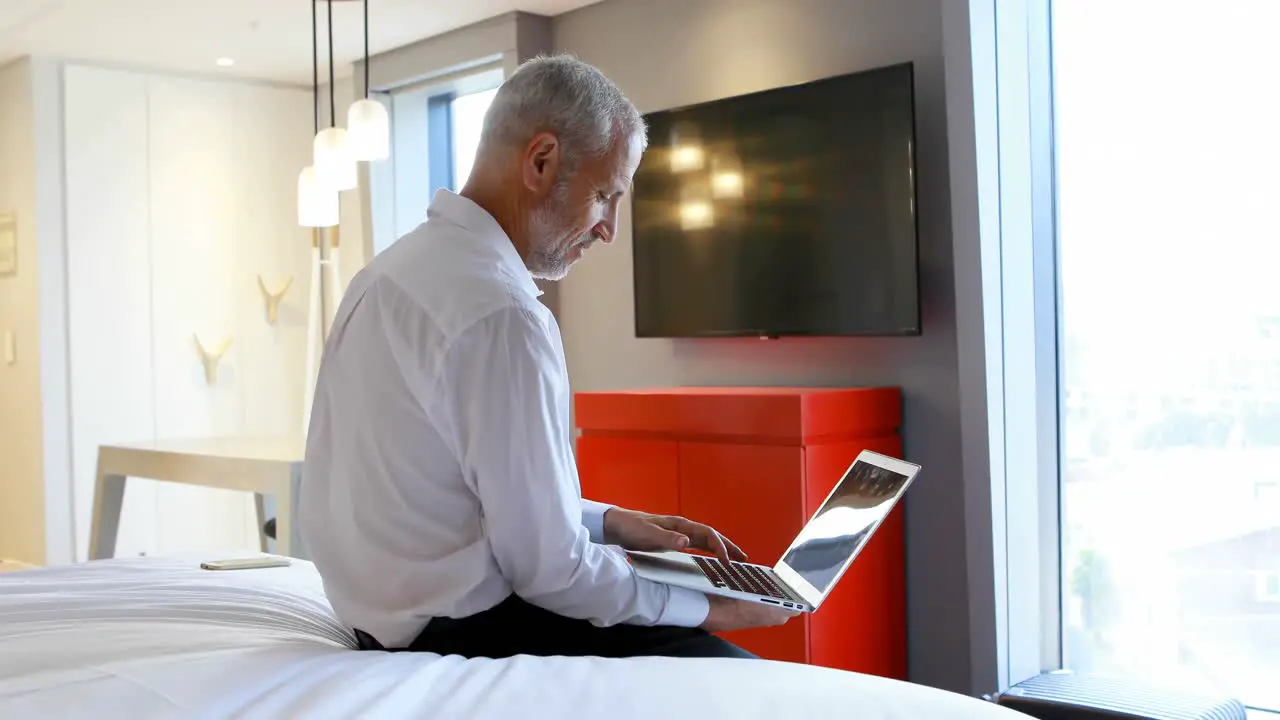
[63,65,314,560]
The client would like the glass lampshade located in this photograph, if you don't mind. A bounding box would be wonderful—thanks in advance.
[313,128,357,192]
[347,99,390,161]
[297,166,339,227]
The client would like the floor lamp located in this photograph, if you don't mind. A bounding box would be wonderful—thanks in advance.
[298,0,382,438]
[303,225,342,436]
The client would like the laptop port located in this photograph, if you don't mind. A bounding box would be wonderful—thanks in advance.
[761,598,780,605]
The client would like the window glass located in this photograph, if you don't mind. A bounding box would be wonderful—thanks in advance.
[450,87,498,190]
[1054,1,1280,710]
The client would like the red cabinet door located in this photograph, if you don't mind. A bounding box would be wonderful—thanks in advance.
[677,441,808,663]
[803,437,906,679]
[576,435,680,517]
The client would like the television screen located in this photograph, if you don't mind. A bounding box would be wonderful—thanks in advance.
[631,62,920,338]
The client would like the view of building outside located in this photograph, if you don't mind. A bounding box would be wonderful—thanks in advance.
[1054,1,1280,710]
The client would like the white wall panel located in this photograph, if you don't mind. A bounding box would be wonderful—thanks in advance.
[63,65,158,561]
[232,83,313,441]
[147,75,241,439]
[146,75,251,555]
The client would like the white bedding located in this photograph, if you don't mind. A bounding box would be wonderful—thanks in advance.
[0,555,1026,719]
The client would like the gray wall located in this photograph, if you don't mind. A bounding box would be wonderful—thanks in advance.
[552,0,978,694]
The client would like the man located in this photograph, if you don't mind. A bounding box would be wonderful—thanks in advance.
[299,55,795,660]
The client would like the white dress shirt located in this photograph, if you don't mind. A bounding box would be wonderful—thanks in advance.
[299,190,709,648]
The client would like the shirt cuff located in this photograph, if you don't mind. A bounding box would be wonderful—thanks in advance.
[657,585,710,628]
[581,499,613,545]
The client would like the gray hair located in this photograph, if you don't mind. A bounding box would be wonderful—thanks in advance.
[476,54,646,173]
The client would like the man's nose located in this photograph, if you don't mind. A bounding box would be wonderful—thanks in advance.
[597,202,621,243]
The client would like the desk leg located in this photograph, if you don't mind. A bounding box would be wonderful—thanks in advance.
[290,466,306,559]
[88,460,126,561]
[272,465,307,560]
[254,493,277,554]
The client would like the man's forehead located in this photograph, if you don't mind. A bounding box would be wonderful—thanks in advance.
[607,168,637,195]
[586,155,639,191]
[612,135,645,183]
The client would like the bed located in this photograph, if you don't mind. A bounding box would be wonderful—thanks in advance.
[0,555,1027,719]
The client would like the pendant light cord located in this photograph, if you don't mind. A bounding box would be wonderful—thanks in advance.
[363,0,370,99]
[311,0,319,135]
[327,0,336,127]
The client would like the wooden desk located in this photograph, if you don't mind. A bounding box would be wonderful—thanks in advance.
[88,437,306,560]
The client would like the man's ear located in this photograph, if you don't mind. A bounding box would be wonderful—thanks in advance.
[522,132,561,194]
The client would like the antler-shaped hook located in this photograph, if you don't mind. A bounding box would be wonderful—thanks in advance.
[193,333,233,385]
[257,274,294,325]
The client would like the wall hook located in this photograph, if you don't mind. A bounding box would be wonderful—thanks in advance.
[257,274,294,325]
[193,333,233,385]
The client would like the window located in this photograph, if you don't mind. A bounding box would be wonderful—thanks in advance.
[425,86,499,196]
[372,70,502,255]
[450,87,498,190]
[1053,1,1280,711]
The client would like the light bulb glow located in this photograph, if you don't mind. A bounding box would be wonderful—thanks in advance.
[313,128,357,192]
[671,145,705,173]
[298,166,339,227]
[712,171,744,198]
[679,201,714,230]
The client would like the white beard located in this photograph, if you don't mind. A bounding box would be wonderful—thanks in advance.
[525,180,581,281]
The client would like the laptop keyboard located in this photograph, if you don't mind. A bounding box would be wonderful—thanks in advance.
[692,556,794,601]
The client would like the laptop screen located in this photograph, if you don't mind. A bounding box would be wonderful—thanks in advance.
[779,458,912,597]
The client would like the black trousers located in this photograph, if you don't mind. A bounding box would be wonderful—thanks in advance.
[355,595,756,660]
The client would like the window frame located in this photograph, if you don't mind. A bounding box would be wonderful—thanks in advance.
[965,0,1064,691]
[996,0,1063,684]
[426,92,456,196]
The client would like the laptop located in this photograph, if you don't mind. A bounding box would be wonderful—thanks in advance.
[626,449,921,613]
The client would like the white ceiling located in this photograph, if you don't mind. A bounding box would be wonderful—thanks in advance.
[0,0,601,85]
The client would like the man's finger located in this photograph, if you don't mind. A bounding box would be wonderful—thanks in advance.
[705,530,731,563]
[655,517,743,564]
[722,535,748,562]
[659,529,691,551]
[686,522,733,564]
[678,519,747,563]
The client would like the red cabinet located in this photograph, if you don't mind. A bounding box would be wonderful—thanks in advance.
[577,436,681,517]
[575,386,906,678]
[678,441,808,660]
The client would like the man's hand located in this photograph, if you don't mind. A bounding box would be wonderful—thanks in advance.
[700,595,799,633]
[602,507,747,565]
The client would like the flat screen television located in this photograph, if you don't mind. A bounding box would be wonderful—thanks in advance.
[631,62,920,338]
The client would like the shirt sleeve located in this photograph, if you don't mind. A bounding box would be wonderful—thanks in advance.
[581,499,612,544]
[432,304,708,628]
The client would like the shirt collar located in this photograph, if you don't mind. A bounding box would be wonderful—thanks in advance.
[426,189,543,299]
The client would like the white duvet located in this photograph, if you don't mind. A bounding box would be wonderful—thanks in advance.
[0,555,1026,719]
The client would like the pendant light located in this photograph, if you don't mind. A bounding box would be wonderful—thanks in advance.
[298,167,339,226]
[313,0,357,192]
[299,0,339,227]
[347,0,389,161]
